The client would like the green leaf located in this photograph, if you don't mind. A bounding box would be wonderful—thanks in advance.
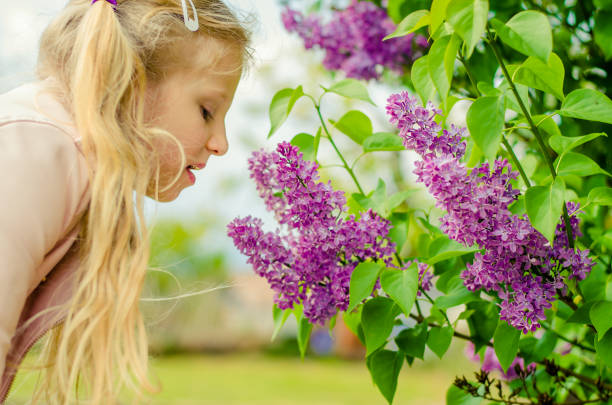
[590,300,612,340]
[332,110,373,145]
[366,350,404,404]
[435,276,478,309]
[395,323,428,359]
[411,55,437,105]
[430,0,450,37]
[326,79,376,105]
[385,190,417,212]
[389,214,409,251]
[427,326,454,358]
[446,385,482,405]
[343,306,363,339]
[559,88,612,125]
[293,308,313,359]
[477,81,502,96]
[514,52,565,101]
[490,11,552,62]
[518,331,557,364]
[353,179,387,215]
[466,95,505,162]
[348,262,384,312]
[594,10,612,60]
[525,177,565,243]
[385,10,430,40]
[446,0,488,58]
[467,301,499,351]
[361,297,399,355]
[314,127,322,159]
[363,132,405,152]
[595,329,612,369]
[595,0,612,10]
[532,114,562,137]
[271,304,291,341]
[290,133,315,161]
[566,302,596,324]
[386,0,429,24]
[426,235,479,265]
[268,86,304,138]
[581,264,608,303]
[493,321,520,373]
[500,78,530,114]
[428,34,461,102]
[556,152,611,178]
[549,133,606,156]
[380,265,418,316]
[588,187,612,206]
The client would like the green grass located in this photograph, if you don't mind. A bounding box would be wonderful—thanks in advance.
[7,346,476,405]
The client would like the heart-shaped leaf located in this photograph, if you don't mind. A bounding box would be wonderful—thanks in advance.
[525,177,565,243]
[380,265,419,316]
[348,262,384,312]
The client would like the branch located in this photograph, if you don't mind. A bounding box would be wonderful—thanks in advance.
[485,27,575,250]
[312,101,366,196]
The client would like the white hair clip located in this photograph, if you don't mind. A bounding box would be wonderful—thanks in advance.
[181,0,199,31]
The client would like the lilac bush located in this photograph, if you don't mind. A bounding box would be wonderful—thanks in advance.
[227,142,395,324]
[386,92,595,333]
[281,1,428,80]
[232,1,612,402]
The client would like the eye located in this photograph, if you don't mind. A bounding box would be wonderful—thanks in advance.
[200,106,213,121]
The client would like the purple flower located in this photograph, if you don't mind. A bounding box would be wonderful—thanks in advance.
[228,142,396,324]
[386,92,594,333]
[465,343,536,381]
[281,1,428,80]
[417,262,433,294]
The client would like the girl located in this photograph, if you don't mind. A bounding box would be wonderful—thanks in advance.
[0,0,251,403]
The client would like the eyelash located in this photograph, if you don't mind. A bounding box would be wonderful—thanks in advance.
[200,106,213,121]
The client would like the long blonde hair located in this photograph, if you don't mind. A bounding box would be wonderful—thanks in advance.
[30,0,251,403]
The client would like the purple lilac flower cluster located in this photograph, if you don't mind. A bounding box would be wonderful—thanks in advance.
[281,1,428,80]
[386,92,595,333]
[227,142,396,324]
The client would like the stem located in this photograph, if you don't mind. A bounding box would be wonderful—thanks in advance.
[409,313,612,392]
[314,103,366,196]
[421,289,452,326]
[459,51,480,97]
[486,27,575,249]
[458,52,532,188]
[456,327,612,391]
[540,323,595,353]
[502,136,532,188]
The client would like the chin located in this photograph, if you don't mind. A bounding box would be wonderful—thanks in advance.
[146,186,182,202]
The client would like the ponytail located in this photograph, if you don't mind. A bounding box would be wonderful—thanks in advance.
[31,0,251,403]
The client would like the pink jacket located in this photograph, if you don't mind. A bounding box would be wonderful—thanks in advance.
[0,79,90,402]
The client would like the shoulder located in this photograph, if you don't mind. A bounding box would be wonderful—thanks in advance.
[0,79,82,152]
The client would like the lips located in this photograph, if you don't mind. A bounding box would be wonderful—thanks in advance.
[186,163,205,185]
[186,167,196,184]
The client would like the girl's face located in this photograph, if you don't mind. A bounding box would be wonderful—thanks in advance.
[144,48,242,202]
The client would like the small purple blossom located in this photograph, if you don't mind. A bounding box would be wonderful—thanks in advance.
[386,92,594,333]
[281,1,428,80]
[228,142,395,324]
[417,262,433,294]
[465,343,536,381]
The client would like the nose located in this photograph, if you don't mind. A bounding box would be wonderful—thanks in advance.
[206,122,229,156]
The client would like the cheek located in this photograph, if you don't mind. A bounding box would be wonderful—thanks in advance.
[150,136,187,184]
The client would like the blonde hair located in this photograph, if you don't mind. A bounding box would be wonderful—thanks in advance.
[27,0,251,403]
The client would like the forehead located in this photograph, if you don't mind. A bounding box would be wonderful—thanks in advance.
[179,36,244,78]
